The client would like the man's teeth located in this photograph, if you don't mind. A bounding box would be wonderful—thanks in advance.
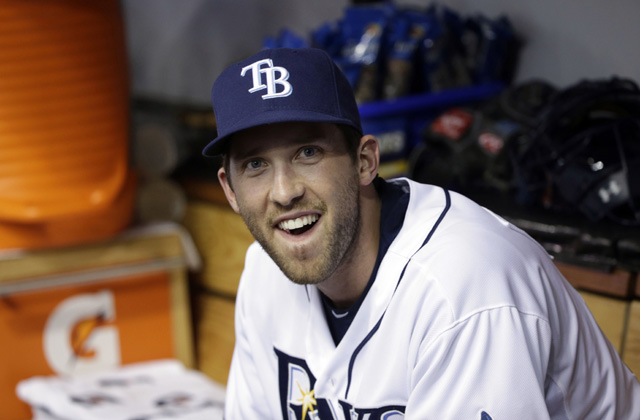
[278,215,319,231]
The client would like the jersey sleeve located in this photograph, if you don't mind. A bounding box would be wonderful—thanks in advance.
[406,306,554,419]
[224,245,272,419]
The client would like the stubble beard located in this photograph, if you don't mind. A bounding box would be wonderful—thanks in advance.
[238,176,361,285]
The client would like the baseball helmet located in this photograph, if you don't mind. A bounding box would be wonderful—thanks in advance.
[513,77,640,225]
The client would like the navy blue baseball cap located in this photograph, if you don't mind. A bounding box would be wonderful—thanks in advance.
[202,47,363,156]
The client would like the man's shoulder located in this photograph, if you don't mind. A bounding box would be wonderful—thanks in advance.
[398,181,558,320]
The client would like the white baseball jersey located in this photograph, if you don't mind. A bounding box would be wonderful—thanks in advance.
[224,178,640,420]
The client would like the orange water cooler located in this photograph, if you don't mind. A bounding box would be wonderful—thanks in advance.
[0,0,136,251]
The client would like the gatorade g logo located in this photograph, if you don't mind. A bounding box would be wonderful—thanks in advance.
[43,290,121,375]
[241,58,293,99]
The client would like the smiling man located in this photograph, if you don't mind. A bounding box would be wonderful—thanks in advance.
[203,48,640,420]
[218,121,380,307]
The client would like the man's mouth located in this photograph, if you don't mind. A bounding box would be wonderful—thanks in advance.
[277,214,319,236]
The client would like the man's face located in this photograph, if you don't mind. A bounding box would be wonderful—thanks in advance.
[218,122,362,285]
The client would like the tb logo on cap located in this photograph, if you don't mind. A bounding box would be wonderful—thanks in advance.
[241,58,293,99]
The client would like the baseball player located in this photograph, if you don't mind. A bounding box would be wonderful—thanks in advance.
[202,48,640,419]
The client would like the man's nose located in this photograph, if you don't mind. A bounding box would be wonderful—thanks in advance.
[269,165,304,207]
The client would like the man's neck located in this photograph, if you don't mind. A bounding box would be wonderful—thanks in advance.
[316,184,381,309]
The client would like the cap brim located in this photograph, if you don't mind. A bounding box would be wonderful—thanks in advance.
[202,110,362,157]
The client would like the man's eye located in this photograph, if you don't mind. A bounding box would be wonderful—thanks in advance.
[246,159,263,170]
[300,147,317,158]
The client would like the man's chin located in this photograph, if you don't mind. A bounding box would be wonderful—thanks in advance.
[284,272,326,286]
[277,260,331,286]
[256,239,326,284]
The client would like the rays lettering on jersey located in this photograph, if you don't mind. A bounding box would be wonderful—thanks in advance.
[275,348,405,420]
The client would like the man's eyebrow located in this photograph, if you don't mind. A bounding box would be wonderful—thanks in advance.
[230,139,274,161]
[232,135,328,161]
[232,146,263,161]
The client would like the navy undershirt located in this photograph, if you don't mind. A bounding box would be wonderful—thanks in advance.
[320,177,410,345]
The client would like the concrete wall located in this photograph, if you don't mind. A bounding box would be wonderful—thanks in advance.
[122,0,347,104]
[122,0,640,104]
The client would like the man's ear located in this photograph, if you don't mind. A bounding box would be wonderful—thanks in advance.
[218,166,240,213]
[357,134,380,186]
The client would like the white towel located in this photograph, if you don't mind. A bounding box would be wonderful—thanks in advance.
[16,359,225,420]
